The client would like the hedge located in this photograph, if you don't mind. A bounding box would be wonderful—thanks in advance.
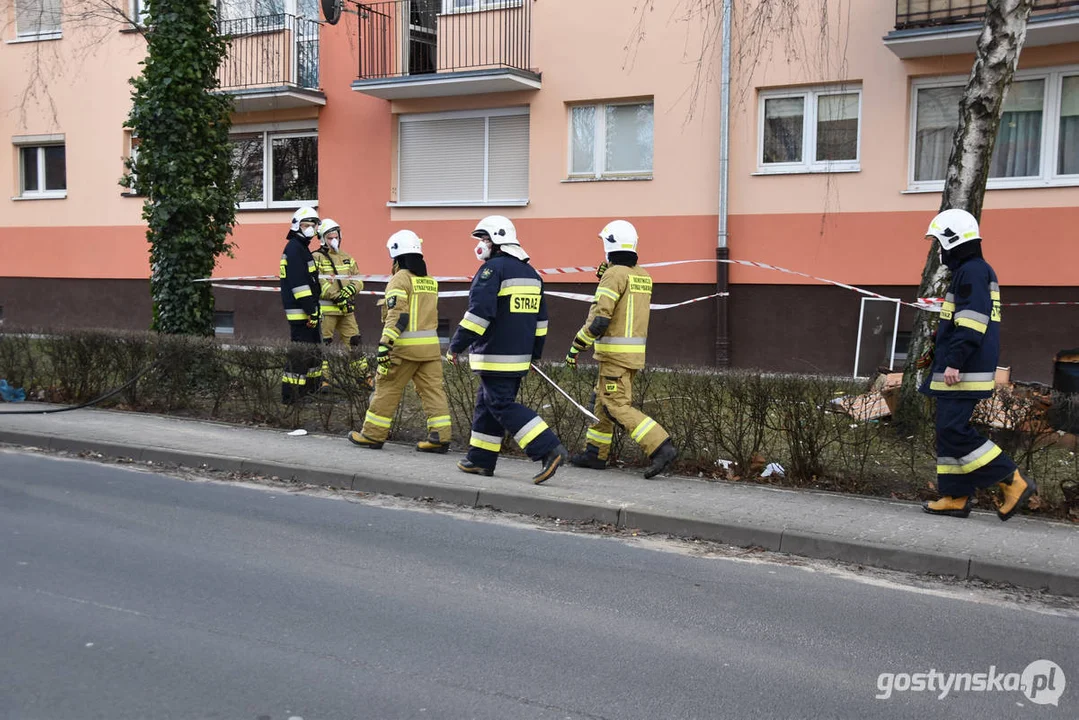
[1,329,1076,520]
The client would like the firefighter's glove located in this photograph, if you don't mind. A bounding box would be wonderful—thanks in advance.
[376,344,392,375]
[565,346,580,369]
[338,285,357,301]
[595,262,609,280]
[915,349,934,371]
[445,350,458,366]
[305,311,319,329]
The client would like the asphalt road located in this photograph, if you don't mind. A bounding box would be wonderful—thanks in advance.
[1,450,1076,720]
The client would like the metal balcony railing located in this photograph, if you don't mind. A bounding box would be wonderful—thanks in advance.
[355,0,532,80]
[896,0,1079,30]
[217,13,320,92]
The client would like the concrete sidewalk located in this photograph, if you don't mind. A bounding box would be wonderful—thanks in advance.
[1,404,1077,596]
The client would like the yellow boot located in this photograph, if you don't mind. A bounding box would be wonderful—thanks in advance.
[996,470,1037,522]
[347,431,384,449]
[922,496,971,518]
[416,433,450,454]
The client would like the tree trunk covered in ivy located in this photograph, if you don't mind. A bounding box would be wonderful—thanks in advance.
[896,0,1034,429]
[123,0,236,336]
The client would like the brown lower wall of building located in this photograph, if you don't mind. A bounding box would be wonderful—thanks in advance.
[2,278,1075,384]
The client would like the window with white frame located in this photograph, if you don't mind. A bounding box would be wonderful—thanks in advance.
[15,136,66,198]
[397,108,529,205]
[758,86,861,173]
[230,124,318,209]
[910,67,1079,190]
[442,0,520,13]
[569,100,654,179]
[130,0,149,26]
[218,0,283,21]
[15,0,62,38]
[216,0,318,20]
[122,130,141,195]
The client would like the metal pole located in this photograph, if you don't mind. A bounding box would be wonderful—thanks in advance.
[530,364,600,423]
[715,0,732,367]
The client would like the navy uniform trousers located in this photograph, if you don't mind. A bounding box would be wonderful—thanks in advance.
[282,320,322,404]
[466,374,560,471]
[936,397,1017,497]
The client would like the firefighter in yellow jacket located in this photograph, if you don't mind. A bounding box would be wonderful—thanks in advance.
[347,229,451,452]
[566,220,678,479]
[313,218,370,387]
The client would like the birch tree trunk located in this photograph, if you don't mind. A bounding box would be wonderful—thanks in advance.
[895,0,1035,429]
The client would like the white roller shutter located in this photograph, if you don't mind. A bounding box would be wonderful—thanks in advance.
[399,117,485,203]
[16,0,61,36]
[487,114,530,202]
[398,109,529,204]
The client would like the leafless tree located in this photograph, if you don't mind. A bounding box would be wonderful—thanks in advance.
[1,1,145,126]
[628,0,851,122]
[634,1,1037,403]
[897,0,1035,427]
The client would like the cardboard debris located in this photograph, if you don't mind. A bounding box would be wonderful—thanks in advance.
[975,379,1053,432]
[835,367,1017,425]
[832,390,892,421]
[832,372,903,421]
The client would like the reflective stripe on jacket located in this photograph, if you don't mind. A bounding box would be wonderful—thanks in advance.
[448,254,548,377]
[313,247,363,316]
[575,264,652,370]
[279,231,320,323]
[380,270,441,361]
[920,257,1002,400]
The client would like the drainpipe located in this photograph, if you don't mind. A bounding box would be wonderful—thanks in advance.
[715,0,732,367]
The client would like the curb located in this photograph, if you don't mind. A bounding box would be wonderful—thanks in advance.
[2,429,1076,598]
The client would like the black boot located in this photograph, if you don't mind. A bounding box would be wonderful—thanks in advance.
[570,444,607,470]
[644,440,678,479]
[457,459,494,477]
[533,444,569,485]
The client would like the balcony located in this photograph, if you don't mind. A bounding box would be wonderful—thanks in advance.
[216,13,326,113]
[885,0,1079,58]
[350,0,540,101]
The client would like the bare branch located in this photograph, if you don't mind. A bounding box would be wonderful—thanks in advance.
[2,0,144,128]
[627,0,852,123]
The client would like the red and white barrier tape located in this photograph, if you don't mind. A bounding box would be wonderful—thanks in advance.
[205,258,1073,314]
[210,283,725,309]
[545,290,728,309]
[198,273,472,283]
[912,297,1079,311]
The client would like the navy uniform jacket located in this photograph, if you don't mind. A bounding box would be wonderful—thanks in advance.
[449,254,548,376]
[279,231,320,323]
[920,256,1002,400]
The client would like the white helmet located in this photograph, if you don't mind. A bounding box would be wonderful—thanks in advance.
[318,218,342,251]
[387,229,423,258]
[472,215,518,245]
[599,219,639,258]
[925,209,980,250]
[472,215,528,261]
[290,206,320,232]
[318,218,341,245]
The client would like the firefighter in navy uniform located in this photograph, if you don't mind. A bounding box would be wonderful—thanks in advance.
[565,220,678,479]
[347,230,452,453]
[447,215,569,485]
[920,208,1036,520]
[279,206,323,404]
